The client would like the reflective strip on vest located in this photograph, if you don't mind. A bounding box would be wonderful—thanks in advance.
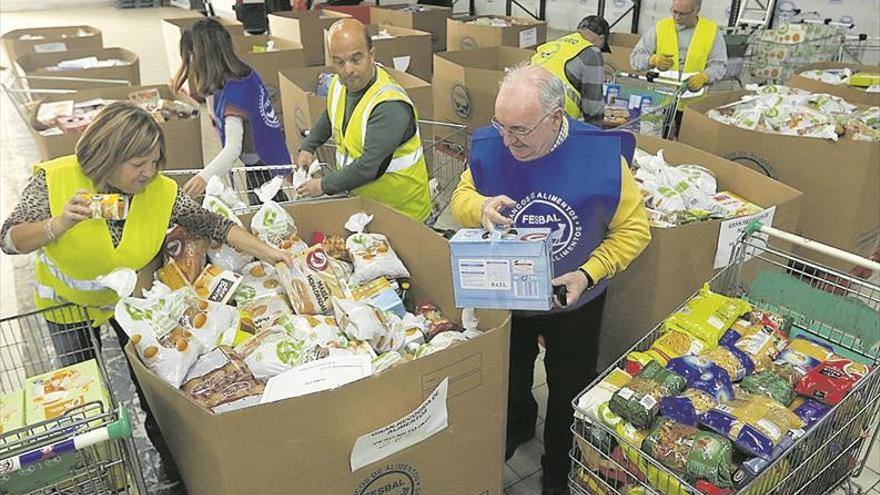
[37,250,105,292]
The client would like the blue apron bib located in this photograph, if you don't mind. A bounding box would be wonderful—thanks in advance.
[469,119,622,310]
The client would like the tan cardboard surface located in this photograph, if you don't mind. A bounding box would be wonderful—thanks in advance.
[433,46,534,130]
[324,25,433,82]
[27,84,203,170]
[127,197,510,495]
[268,10,350,66]
[161,16,245,95]
[607,32,640,48]
[605,45,635,73]
[17,47,139,90]
[787,62,880,107]
[679,90,880,271]
[597,135,804,370]
[2,26,102,69]
[370,4,453,52]
[446,16,546,51]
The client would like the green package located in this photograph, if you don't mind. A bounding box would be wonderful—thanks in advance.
[741,371,796,405]
[643,417,734,488]
[609,361,686,429]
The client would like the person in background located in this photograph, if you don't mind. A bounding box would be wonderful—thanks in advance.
[450,65,651,495]
[630,0,727,93]
[531,15,611,126]
[293,18,431,222]
[172,17,291,200]
[0,102,291,482]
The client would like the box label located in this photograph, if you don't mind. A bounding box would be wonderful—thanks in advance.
[33,42,67,53]
[392,55,411,72]
[458,259,511,290]
[513,277,540,299]
[519,27,537,48]
[350,378,449,471]
[714,206,776,269]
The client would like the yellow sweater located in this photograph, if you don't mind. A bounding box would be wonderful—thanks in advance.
[450,158,651,284]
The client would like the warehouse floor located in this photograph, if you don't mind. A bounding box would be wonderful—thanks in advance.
[0,4,878,495]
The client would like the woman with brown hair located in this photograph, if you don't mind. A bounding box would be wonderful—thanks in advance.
[173,17,291,200]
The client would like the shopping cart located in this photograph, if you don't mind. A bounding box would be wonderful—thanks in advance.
[0,305,147,495]
[569,224,880,495]
[604,72,685,139]
[742,21,848,84]
[164,119,470,227]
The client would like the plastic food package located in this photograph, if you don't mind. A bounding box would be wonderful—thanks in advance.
[741,371,796,405]
[413,331,468,358]
[791,398,832,429]
[703,345,751,382]
[193,264,243,305]
[156,259,190,291]
[625,330,707,375]
[794,358,870,406]
[276,245,347,315]
[164,225,209,284]
[663,285,752,348]
[773,336,835,384]
[235,327,327,380]
[642,417,734,488]
[181,346,264,412]
[700,392,806,459]
[79,193,129,220]
[333,298,405,354]
[273,313,348,349]
[218,311,259,348]
[234,261,285,307]
[729,322,788,374]
[800,68,852,85]
[372,351,404,374]
[575,369,633,420]
[240,294,294,331]
[251,177,309,254]
[344,213,411,286]
[609,360,687,429]
[662,356,735,425]
[413,303,464,342]
[177,298,239,353]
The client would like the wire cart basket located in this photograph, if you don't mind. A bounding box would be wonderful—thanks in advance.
[743,22,848,84]
[569,224,880,495]
[604,73,685,139]
[0,305,146,495]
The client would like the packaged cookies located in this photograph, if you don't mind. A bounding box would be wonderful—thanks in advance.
[181,346,264,413]
[177,298,240,352]
[164,225,209,284]
[79,193,129,220]
[235,327,323,380]
[193,264,243,305]
[414,303,464,342]
[234,261,284,307]
[344,212,410,287]
[276,245,346,315]
[333,298,406,354]
[240,294,293,331]
[251,177,308,255]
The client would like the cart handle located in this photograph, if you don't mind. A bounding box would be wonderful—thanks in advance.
[746,221,880,272]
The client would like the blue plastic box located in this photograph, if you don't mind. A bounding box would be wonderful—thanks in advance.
[449,228,554,311]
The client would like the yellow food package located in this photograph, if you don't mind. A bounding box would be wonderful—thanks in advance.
[218,310,259,347]
[0,389,25,434]
[25,359,110,423]
[664,284,752,347]
[652,329,708,360]
[78,192,129,220]
[156,260,191,291]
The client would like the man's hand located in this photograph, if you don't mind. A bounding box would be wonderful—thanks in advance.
[551,270,590,307]
[296,178,323,198]
[295,150,314,171]
[686,72,709,92]
[648,53,674,71]
[480,195,515,232]
[183,175,207,198]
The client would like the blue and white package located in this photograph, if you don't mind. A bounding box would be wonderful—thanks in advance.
[449,228,554,311]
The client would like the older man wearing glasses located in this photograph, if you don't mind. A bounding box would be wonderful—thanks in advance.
[630,0,728,93]
[450,65,650,495]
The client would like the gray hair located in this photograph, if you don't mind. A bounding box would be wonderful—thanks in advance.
[501,64,565,114]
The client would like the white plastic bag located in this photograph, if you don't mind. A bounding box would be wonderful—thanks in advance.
[333,298,405,353]
[344,212,410,286]
[251,177,308,254]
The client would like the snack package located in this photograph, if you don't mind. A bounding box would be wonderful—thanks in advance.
[25,360,111,423]
[177,298,240,352]
[401,313,427,348]
[728,323,789,375]
[575,369,632,420]
[663,285,752,348]
[0,389,25,434]
[202,177,254,272]
[772,336,835,384]
[317,233,350,262]
[276,245,346,315]
[703,345,751,382]
[156,260,190,290]
[333,298,405,353]
[609,360,687,429]
[372,351,404,374]
[741,371,796,405]
[344,212,410,286]
[642,417,734,488]
[218,311,259,347]
[794,358,870,405]
[79,193,128,220]
[193,264,243,305]
[700,392,806,459]
[413,331,468,358]
[181,346,264,412]
[414,303,464,342]
[164,225,209,284]
[251,177,308,254]
[352,277,406,318]
[662,357,735,426]
[129,88,161,112]
[234,261,285,307]
[235,327,325,380]
[240,294,294,331]
[273,313,348,349]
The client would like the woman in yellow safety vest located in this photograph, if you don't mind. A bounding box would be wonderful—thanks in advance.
[0,101,290,482]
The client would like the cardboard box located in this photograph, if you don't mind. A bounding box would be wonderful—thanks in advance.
[28,85,203,170]
[324,24,433,82]
[605,44,635,73]
[787,62,880,107]
[596,135,804,370]
[370,4,453,52]
[127,197,512,495]
[317,3,374,24]
[0,389,25,435]
[16,47,140,91]
[450,228,555,311]
[607,32,640,48]
[268,10,351,66]
[679,90,879,272]
[231,34,306,105]
[161,16,245,95]
[25,359,110,424]
[2,26,102,68]
[279,65,432,155]
[446,16,546,51]
[433,46,534,130]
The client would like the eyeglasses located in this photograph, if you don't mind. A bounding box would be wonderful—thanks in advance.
[670,6,697,17]
[490,110,556,139]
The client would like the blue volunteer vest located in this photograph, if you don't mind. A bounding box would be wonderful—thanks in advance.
[213,69,292,170]
[469,119,623,310]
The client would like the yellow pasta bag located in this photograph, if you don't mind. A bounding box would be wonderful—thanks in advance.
[663,284,752,347]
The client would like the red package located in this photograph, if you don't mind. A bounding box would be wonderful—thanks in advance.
[794,358,870,405]
[165,225,209,284]
[696,480,734,495]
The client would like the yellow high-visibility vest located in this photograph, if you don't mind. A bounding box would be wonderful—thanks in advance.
[531,32,595,119]
[656,16,718,74]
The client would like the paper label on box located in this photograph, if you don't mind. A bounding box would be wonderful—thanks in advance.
[392,55,411,72]
[513,278,540,299]
[260,355,372,404]
[628,95,642,110]
[34,42,67,53]
[512,260,535,275]
[714,206,776,269]
[519,27,537,48]
[458,259,511,290]
[350,377,449,471]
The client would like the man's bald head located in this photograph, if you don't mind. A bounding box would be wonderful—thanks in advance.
[328,18,372,53]
[327,18,376,92]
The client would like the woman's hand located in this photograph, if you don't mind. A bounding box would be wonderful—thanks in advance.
[225,226,293,266]
[258,246,293,267]
[183,175,208,198]
[57,189,93,233]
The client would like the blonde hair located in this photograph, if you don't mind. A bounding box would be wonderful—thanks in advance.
[75,101,166,188]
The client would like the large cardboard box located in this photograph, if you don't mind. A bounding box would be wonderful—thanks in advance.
[446,16,546,51]
[607,32,640,48]
[27,85,203,170]
[279,66,432,155]
[16,47,140,91]
[679,90,879,272]
[128,197,511,495]
[1,26,102,68]
[318,3,374,24]
[597,135,804,370]
[324,25,433,82]
[161,16,245,94]
[268,10,351,66]
[433,46,534,131]
[370,4,453,52]
[605,45,635,73]
[231,34,306,97]
[787,62,880,107]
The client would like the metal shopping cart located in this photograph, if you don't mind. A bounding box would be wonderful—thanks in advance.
[604,72,685,139]
[0,305,147,495]
[742,21,849,85]
[569,224,880,495]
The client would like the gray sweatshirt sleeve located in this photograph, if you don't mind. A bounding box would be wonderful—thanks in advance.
[564,46,605,126]
[320,101,416,195]
[705,28,729,83]
[630,26,658,71]
[299,110,332,154]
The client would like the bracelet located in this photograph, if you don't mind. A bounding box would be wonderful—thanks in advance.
[45,218,57,242]
[578,267,594,289]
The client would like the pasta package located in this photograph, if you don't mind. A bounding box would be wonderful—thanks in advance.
[794,358,870,406]
[728,323,788,375]
[575,368,633,420]
[642,417,734,488]
[79,193,129,220]
[773,336,835,383]
[703,345,751,382]
[276,245,347,315]
[700,392,805,459]
[609,360,687,429]
[741,371,795,406]
[662,357,735,426]
[663,285,752,348]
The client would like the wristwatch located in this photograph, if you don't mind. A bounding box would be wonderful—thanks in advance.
[578,267,595,289]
